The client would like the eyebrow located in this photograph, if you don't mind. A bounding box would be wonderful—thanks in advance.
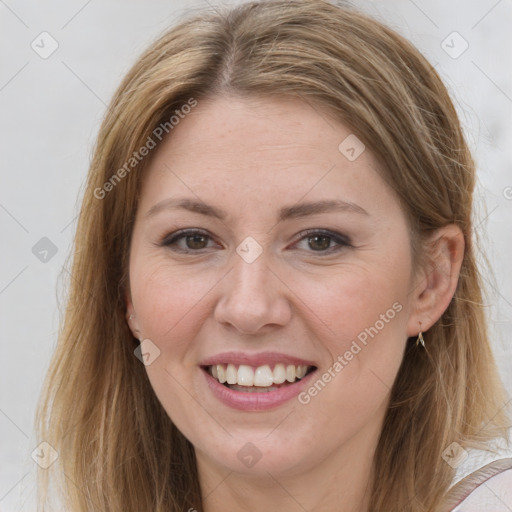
[145,197,369,221]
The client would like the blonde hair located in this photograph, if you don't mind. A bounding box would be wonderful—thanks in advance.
[36,1,509,510]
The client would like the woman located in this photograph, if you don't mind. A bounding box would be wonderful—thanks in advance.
[36,1,512,510]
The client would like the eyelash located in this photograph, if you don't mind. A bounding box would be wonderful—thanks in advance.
[159,228,352,254]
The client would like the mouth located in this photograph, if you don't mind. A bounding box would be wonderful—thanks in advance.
[200,352,319,410]
[202,363,317,393]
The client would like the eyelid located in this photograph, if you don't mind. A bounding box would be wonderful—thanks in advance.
[161,228,209,244]
[159,227,352,253]
[160,228,221,251]
[291,228,352,252]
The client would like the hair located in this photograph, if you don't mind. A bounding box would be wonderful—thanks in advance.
[35,1,510,511]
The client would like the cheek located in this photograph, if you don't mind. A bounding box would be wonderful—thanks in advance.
[290,256,410,407]
[328,274,406,350]
[130,261,220,353]
[288,258,409,351]
[129,262,221,437]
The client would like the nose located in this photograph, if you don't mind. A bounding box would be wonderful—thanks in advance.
[214,250,292,335]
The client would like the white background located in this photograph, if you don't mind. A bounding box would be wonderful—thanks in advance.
[1,0,511,510]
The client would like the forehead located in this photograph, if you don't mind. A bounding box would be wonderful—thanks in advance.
[138,95,398,220]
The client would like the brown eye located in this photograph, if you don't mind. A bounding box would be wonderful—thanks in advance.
[308,235,332,251]
[161,229,217,252]
[185,234,209,250]
[293,229,351,254]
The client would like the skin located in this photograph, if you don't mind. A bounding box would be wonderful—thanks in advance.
[126,95,464,512]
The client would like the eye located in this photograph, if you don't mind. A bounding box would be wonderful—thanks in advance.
[159,228,351,254]
[293,229,351,253]
[160,229,219,252]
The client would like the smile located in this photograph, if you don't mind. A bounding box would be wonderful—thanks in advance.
[206,363,314,392]
[200,353,318,411]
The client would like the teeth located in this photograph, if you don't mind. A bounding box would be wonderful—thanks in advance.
[217,364,226,384]
[226,364,237,385]
[208,363,311,387]
[296,365,307,378]
[273,363,286,384]
[286,365,296,382]
[237,365,254,386]
[254,365,273,387]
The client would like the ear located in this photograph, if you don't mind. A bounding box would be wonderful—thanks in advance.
[125,287,141,340]
[406,224,465,337]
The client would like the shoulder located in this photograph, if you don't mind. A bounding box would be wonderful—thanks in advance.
[443,432,512,511]
[450,466,512,511]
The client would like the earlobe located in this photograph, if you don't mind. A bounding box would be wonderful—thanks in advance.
[125,293,141,340]
[126,313,142,340]
[406,224,465,336]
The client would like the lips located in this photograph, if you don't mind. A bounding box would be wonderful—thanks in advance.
[201,351,317,368]
[200,351,318,410]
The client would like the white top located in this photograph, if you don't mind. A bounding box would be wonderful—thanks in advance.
[444,433,512,511]
[451,469,512,511]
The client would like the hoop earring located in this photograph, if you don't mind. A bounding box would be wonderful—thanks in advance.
[416,331,425,348]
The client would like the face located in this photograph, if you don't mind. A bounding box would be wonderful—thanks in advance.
[126,95,420,480]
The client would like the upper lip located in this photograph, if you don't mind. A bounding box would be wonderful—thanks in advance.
[200,351,317,368]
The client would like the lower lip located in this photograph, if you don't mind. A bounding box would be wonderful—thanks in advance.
[202,368,317,411]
